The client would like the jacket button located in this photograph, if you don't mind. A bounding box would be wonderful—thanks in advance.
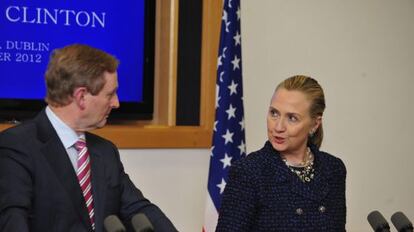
[319,205,326,213]
[295,208,303,215]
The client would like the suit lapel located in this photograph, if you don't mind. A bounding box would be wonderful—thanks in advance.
[86,136,106,232]
[36,111,92,231]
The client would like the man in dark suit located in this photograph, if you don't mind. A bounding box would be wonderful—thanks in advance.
[0,44,177,232]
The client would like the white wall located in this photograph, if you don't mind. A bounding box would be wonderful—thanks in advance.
[120,0,414,231]
[119,149,210,232]
[242,0,414,230]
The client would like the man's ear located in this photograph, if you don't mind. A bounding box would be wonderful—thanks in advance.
[72,87,88,110]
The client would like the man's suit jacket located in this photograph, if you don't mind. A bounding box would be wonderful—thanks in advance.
[0,110,177,232]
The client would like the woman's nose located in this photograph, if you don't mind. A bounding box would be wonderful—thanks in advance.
[274,117,286,132]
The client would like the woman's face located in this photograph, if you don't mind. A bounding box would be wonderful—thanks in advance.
[267,88,320,156]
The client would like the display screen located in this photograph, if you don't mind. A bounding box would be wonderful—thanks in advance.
[0,0,154,120]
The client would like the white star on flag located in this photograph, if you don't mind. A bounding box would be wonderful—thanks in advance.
[231,55,240,70]
[238,140,246,155]
[233,31,241,46]
[215,84,221,108]
[228,0,233,8]
[219,71,225,82]
[220,153,233,169]
[228,80,238,95]
[222,9,231,33]
[217,56,222,68]
[222,47,227,58]
[216,178,227,194]
[222,129,234,144]
[222,9,228,23]
[225,104,236,120]
[239,117,245,131]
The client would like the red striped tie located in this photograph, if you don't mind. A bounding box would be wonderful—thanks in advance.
[75,139,95,230]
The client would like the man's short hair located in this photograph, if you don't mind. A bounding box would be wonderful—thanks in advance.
[45,44,119,106]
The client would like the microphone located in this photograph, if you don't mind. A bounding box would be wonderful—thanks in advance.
[131,213,154,232]
[367,210,391,232]
[391,211,414,232]
[104,215,126,232]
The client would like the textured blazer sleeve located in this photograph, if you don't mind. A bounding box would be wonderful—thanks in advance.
[216,161,257,232]
[336,158,347,231]
[0,135,32,232]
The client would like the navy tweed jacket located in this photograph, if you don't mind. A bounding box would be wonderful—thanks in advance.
[216,141,346,232]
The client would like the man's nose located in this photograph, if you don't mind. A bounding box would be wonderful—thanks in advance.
[111,94,120,109]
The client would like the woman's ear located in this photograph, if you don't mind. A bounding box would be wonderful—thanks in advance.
[312,115,322,132]
[72,87,88,110]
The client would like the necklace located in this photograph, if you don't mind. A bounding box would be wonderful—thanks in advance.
[282,148,315,183]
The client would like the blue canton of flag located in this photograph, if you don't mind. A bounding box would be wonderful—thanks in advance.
[203,0,245,231]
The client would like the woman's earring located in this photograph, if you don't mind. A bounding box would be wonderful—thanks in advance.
[309,129,315,137]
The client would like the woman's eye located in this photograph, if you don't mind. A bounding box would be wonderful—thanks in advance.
[288,115,298,122]
[270,110,278,117]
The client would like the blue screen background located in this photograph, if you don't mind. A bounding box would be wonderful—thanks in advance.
[0,0,145,102]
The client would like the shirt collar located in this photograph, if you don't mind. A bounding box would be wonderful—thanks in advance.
[45,106,85,149]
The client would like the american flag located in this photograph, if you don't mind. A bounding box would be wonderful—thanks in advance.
[203,0,246,231]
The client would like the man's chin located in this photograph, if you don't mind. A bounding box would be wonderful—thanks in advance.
[88,119,108,131]
[96,119,107,129]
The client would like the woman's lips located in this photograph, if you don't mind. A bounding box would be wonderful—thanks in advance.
[273,136,285,144]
